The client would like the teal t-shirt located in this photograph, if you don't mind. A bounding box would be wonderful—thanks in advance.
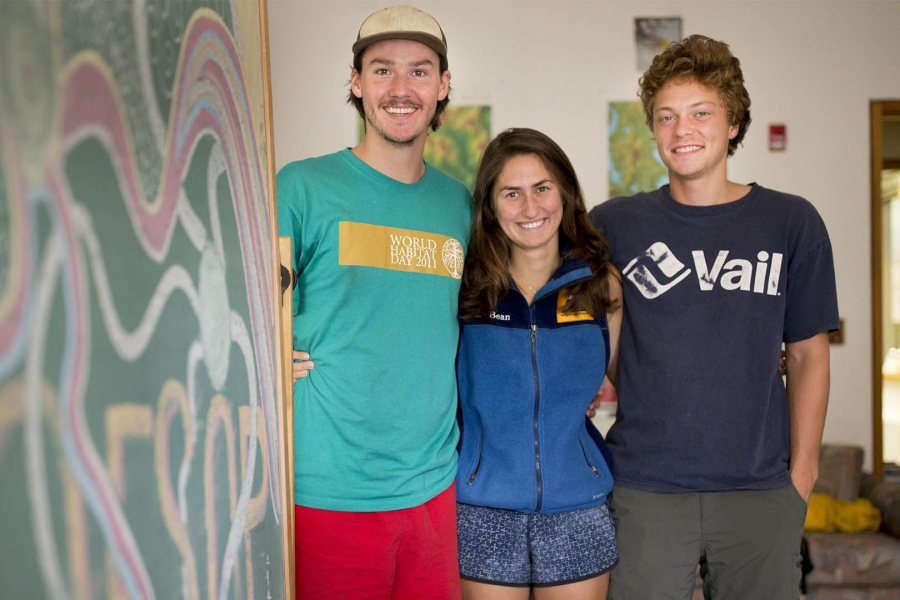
[277,149,471,511]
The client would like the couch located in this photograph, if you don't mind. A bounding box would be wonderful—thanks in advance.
[802,444,900,599]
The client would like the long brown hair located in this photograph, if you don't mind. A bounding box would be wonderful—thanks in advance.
[459,128,618,320]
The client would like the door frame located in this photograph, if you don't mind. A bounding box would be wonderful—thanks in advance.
[870,100,900,478]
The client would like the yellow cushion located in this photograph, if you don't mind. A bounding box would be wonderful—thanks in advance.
[805,493,835,531]
[804,492,882,533]
[835,498,882,532]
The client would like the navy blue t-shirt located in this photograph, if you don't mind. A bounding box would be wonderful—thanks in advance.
[590,184,839,492]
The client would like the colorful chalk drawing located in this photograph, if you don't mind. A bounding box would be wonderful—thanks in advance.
[0,1,287,598]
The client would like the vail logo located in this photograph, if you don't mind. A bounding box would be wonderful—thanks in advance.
[622,242,692,299]
[623,242,783,300]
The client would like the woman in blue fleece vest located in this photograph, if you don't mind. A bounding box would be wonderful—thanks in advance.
[455,128,622,599]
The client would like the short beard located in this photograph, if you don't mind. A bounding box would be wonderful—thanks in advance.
[382,133,417,148]
[362,103,431,148]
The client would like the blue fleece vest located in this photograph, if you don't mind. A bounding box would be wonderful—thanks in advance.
[455,258,613,514]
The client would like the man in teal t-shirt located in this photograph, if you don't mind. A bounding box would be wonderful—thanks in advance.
[276,6,471,598]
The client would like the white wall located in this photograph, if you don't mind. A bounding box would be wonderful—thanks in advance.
[268,0,900,469]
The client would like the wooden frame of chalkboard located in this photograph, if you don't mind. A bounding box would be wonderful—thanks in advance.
[260,0,296,596]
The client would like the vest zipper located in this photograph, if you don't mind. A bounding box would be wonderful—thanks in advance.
[530,319,543,512]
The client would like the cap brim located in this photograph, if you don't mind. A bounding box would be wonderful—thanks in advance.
[352,32,447,62]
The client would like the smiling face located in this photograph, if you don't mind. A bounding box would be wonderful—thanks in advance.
[492,153,563,257]
[350,38,450,149]
[652,78,739,186]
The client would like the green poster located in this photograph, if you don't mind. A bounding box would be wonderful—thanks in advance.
[608,100,667,198]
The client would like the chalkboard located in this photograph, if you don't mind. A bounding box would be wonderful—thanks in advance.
[0,1,291,598]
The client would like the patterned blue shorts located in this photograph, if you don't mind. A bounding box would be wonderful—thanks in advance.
[457,502,618,587]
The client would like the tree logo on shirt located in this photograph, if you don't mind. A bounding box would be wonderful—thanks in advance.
[442,238,464,279]
[623,242,783,299]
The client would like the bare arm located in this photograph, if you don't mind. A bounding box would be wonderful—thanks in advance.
[606,268,623,382]
[785,332,831,501]
[587,268,623,417]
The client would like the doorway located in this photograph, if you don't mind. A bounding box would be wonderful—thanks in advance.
[871,100,900,479]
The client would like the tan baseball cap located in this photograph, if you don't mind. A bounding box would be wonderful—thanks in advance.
[352,5,447,62]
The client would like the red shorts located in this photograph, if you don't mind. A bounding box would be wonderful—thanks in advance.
[294,484,460,599]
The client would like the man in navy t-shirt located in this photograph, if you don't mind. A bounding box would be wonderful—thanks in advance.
[591,35,838,599]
